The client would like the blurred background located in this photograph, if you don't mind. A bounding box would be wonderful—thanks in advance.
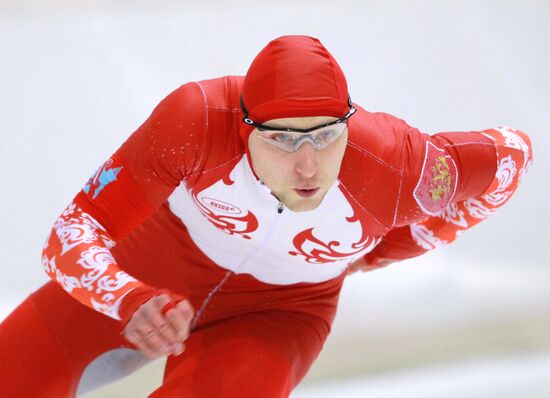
[1,0,549,396]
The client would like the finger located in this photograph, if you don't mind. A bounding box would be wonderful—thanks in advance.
[177,299,195,320]
[139,326,173,357]
[138,328,184,358]
[161,301,177,316]
[143,304,180,347]
[125,297,175,356]
[123,297,160,335]
[165,300,194,341]
[173,341,185,356]
[165,309,190,342]
[124,329,163,359]
[150,294,172,310]
[134,314,173,356]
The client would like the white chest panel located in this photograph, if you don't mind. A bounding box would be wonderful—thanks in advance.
[168,156,380,285]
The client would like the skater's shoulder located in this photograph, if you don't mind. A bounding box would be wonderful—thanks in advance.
[188,75,245,112]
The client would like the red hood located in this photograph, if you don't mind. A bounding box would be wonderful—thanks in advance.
[240,35,349,144]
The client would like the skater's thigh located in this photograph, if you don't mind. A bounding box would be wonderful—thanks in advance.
[0,290,76,397]
[0,282,145,398]
[151,310,331,398]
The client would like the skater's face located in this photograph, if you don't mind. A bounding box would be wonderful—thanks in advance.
[248,116,348,212]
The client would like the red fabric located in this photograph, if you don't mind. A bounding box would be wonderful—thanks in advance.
[240,35,349,141]
[362,127,533,268]
[0,295,75,398]
[433,132,497,202]
[151,311,325,397]
[363,226,426,263]
[73,155,156,241]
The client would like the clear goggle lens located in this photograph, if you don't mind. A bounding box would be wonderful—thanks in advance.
[256,122,347,153]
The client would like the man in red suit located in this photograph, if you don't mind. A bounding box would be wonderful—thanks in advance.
[0,35,532,397]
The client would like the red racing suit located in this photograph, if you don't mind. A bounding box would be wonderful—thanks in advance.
[0,76,533,398]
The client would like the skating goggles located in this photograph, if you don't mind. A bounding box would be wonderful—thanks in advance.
[240,97,357,153]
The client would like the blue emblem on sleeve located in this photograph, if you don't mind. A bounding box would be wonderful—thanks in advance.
[83,159,123,200]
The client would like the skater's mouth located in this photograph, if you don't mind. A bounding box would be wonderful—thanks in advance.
[294,188,319,198]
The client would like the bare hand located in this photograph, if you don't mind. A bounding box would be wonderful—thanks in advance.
[123,294,194,359]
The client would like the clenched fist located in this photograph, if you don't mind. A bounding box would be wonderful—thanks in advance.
[123,294,194,358]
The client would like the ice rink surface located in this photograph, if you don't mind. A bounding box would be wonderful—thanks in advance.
[1,1,549,396]
[293,351,550,398]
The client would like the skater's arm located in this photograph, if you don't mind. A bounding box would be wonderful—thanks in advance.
[351,126,533,273]
[42,82,206,320]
